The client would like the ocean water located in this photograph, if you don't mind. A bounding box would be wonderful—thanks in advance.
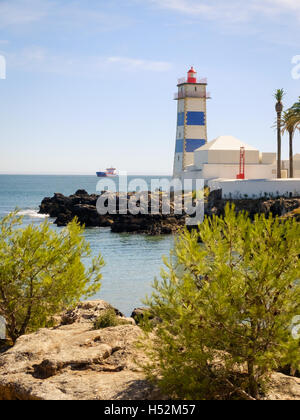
[0,175,174,316]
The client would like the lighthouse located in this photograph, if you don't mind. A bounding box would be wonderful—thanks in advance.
[173,67,210,178]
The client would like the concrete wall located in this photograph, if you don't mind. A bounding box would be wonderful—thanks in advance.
[202,164,276,180]
[194,150,209,166]
[177,99,185,113]
[208,178,300,198]
[194,149,260,166]
[173,153,183,178]
[177,126,184,139]
[185,152,194,167]
[208,149,260,165]
[261,152,276,165]
[294,160,300,170]
[185,85,206,97]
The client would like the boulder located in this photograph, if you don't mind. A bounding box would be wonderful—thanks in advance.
[0,302,158,401]
[131,308,161,326]
[60,300,124,325]
[264,373,300,401]
[0,301,299,400]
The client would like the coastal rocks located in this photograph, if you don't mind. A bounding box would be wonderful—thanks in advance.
[111,214,185,235]
[131,308,148,324]
[0,300,299,400]
[39,189,300,234]
[206,192,300,220]
[39,190,186,234]
[0,302,157,401]
[131,308,160,326]
[60,300,125,325]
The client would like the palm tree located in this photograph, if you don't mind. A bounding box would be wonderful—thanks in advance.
[275,89,285,178]
[281,109,298,178]
[291,96,300,119]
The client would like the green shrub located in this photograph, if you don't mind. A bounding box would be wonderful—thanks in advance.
[93,309,130,329]
[0,212,104,343]
[141,204,300,400]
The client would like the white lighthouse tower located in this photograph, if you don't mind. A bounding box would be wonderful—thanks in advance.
[173,67,210,178]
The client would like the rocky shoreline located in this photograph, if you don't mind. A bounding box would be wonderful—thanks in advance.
[206,189,300,219]
[38,189,300,235]
[39,190,187,235]
[0,301,299,401]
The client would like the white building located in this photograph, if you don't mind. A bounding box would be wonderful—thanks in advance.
[283,154,300,178]
[183,135,277,181]
[172,68,300,197]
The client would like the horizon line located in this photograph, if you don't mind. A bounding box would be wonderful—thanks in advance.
[0,172,173,176]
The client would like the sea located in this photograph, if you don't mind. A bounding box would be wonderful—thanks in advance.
[0,175,174,316]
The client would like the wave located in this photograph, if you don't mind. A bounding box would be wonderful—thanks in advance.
[18,209,49,219]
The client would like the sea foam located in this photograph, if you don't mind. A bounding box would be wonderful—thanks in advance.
[18,209,49,219]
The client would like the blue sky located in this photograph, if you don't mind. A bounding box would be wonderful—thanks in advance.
[0,0,299,174]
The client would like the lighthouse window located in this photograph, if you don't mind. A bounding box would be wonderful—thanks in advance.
[195,87,197,91]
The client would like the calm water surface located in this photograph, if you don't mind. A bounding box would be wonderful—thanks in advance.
[0,175,174,315]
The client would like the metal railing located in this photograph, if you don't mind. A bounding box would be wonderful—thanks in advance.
[177,77,208,85]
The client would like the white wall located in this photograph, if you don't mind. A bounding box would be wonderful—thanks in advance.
[185,152,194,167]
[261,153,276,165]
[177,126,184,139]
[294,160,300,170]
[194,151,209,166]
[177,99,185,113]
[208,150,260,164]
[173,153,183,178]
[208,178,300,199]
[202,164,276,180]
[185,85,206,97]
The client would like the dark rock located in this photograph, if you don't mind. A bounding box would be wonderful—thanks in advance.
[75,190,88,196]
[39,190,186,235]
[131,308,161,326]
[206,191,300,220]
[131,308,149,324]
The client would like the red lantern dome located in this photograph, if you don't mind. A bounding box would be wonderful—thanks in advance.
[187,66,197,83]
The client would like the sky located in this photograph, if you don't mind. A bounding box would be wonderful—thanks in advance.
[0,0,299,175]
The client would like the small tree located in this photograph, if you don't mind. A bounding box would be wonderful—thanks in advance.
[141,204,300,399]
[0,212,104,343]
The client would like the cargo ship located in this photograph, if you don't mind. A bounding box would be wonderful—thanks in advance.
[96,167,118,177]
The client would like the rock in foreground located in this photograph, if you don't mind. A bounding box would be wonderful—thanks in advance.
[0,301,299,400]
[0,301,158,401]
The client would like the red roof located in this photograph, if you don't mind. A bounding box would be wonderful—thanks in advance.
[188,66,197,74]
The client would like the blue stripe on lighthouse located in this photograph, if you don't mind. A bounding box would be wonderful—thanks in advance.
[175,139,184,153]
[177,112,185,126]
[186,112,205,126]
[185,139,206,153]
